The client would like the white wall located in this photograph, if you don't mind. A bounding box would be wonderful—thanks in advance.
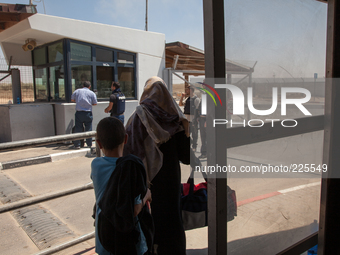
[10,104,55,141]
[137,51,166,99]
[0,104,55,142]
[54,101,139,135]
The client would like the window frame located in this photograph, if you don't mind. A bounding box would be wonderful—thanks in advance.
[32,38,137,102]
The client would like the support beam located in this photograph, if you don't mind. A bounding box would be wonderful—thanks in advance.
[173,54,179,69]
[11,68,21,104]
[203,0,227,254]
[184,74,189,88]
[318,0,340,254]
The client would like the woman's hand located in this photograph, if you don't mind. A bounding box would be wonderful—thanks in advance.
[134,189,152,217]
[143,188,152,205]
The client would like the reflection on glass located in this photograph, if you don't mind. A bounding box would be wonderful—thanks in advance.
[35,68,48,100]
[70,42,91,61]
[49,65,65,101]
[48,41,64,63]
[96,48,113,62]
[97,66,113,99]
[222,0,327,254]
[118,52,134,64]
[118,67,135,98]
[71,65,92,92]
[33,47,46,66]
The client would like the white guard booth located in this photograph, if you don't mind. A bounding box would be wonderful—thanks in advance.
[0,14,165,142]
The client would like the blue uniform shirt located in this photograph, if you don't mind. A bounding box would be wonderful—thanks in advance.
[71,87,97,112]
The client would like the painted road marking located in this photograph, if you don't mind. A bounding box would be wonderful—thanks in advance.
[237,181,320,207]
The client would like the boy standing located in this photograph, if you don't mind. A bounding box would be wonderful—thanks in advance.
[91,117,152,255]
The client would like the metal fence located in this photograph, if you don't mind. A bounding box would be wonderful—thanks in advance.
[0,57,34,104]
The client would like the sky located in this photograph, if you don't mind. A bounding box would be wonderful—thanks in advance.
[224,0,328,79]
[2,0,205,49]
[1,0,328,79]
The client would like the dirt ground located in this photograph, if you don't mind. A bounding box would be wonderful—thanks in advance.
[172,83,186,100]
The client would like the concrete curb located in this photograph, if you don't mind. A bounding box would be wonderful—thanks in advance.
[51,148,90,162]
[0,148,91,170]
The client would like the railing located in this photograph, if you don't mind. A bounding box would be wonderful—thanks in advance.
[0,131,97,152]
[0,132,98,255]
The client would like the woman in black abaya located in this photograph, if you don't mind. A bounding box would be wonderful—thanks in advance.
[124,76,190,255]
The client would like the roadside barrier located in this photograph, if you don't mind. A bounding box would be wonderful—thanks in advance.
[0,132,99,255]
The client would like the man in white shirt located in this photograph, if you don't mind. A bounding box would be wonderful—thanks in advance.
[71,81,97,149]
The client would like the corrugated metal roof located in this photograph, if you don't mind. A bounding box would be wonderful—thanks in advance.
[165,41,254,75]
[0,3,37,33]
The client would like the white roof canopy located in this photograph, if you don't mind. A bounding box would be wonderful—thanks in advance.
[0,14,165,66]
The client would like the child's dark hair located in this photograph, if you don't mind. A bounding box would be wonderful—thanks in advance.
[96,117,125,150]
[111,81,120,89]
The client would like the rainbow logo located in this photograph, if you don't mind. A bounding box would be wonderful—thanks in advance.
[194,82,223,106]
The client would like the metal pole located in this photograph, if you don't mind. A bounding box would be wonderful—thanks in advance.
[96,139,102,157]
[0,131,96,152]
[318,0,340,254]
[145,0,148,31]
[203,0,227,254]
[0,182,93,214]
[32,231,95,255]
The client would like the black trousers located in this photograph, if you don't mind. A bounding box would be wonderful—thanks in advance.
[190,120,198,149]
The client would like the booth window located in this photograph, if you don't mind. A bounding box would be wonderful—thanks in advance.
[97,66,113,98]
[48,41,63,63]
[49,65,65,101]
[118,66,135,98]
[34,68,48,100]
[70,42,91,61]
[33,47,46,66]
[71,65,92,92]
[32,39,137,102]
[96,48,113,62]
[118,52,134,64]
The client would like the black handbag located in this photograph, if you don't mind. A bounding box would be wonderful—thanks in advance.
[181,167,237,230]
[181,167,208,231]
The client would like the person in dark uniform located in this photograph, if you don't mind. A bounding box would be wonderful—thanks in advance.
[104,81,126,124]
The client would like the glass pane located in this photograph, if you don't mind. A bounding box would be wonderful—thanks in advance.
[33,47,46,66]
[48,41,64,63]
[96,66,113,99]
[70,42,91,61]
[221,0,327,254]
[118,67,135,98]
[118,52,134,64]
[49,65,65,101]
[226,132,322,254]
[71,65,92,92]
[96,48,113,62]
[34,68,48,100]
